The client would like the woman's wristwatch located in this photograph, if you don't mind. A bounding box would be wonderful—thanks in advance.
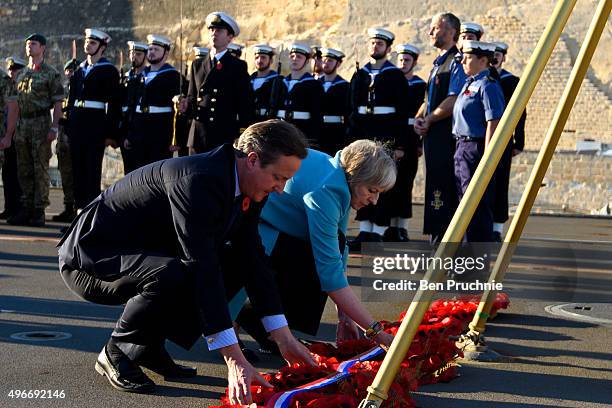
[364,321,383,339]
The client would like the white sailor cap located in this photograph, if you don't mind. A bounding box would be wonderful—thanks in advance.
[193,46,210,58]
[367,27,395,43]
[227,43,244,56]
[462,40,496,56]
[395,44,420,57]
[492,41,509,54]
[252,44,275,56]
[147,34,172,49]
[127,41,148,52]
[289,43,312,57]
[5,56,27,69]
[85,28,111,44]
[320,47,345,61]
[460,22,485,37]
[206,12,240,37]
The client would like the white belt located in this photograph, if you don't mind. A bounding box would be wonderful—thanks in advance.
[257,108,268,116]
[323,115,344,124]
[408,118,415,125]
[135,106,173,114]
[277,110,311,120]
[74,100,106,110]
[357,106,396,115]
[121,106,128,112]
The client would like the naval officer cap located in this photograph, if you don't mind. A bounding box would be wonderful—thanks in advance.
[147,34,172,50]
[25,33,47,45]
[289,43,312,57]
[320,47,345,61]
[193,46,210,58]
[395,44,420,57]
[493,41,509,54]
[85,28,111,44]
[367,27,395,44]
[253,44,275,56]
[127,41,148,52]
[206,12,240,37]
[462,40,496,57]
[460,22,485,38]
[227,43,244,57]
[6,56,27,70]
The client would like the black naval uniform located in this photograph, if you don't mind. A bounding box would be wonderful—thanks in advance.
[348,60,410,226]
[274,73,324,146]
[251,70,280,122]
[67,58,121,209]
[383,75,426,222]
[422,46,465,241]
[319,75,349,156]
[492,69,526,225]
[127,64,181,169]
[187,52,253,153]
[119,68,144,174]
[58,144,284,355]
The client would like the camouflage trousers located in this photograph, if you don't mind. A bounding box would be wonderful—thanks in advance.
[15,116,52,210]
[55,127,74,205]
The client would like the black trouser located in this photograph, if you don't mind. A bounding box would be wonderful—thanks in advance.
[492,143,513,224]
[237,230,345,341]
[60,248,245,357]
[1,143,22,213]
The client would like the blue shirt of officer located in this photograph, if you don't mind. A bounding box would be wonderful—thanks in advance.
[452,69,505,138]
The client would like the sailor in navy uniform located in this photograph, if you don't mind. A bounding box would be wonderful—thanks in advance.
[414,13,467,244]
[250,44,279,122]
[318,47,349,156]
[181,12,254,153]
[119,40,147,174]
[379,43,427,242]
[67,28,121,211]
[347,27,410,249]
[453,41,505,243]
[274,43,324,145]
[193,46,210,60]
[458,22,485,48]
[125,35,180,170]
[490,41,525,241]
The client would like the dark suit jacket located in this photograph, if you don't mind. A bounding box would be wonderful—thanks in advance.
[58,143,283,335]
[187,53,254,152]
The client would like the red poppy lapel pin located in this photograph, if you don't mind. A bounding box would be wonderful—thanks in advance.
[216,62,223,70]
[241,196,250,212]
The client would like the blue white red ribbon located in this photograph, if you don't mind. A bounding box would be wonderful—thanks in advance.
[266,346,385,408]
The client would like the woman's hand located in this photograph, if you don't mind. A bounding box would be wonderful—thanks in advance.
[374,330,394,351]
[336,309,360,342]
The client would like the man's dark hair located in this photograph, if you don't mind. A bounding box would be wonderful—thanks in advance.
[235,119,308,167]
[439,13,461,42]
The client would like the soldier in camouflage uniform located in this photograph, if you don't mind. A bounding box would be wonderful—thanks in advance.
[1,57,23,219]
[8,33,64,227]
[52,59,80,223]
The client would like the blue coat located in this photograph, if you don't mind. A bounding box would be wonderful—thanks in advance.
[259,149,351,292]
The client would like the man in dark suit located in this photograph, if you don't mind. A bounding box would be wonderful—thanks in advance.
[58,120,314,405]
[181,12,254,154]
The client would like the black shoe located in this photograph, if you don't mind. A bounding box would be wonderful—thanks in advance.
[397,227,410,242]
[7,208,32,226]
[348,231,371,252]
[137,345,197,380]
[492,231,502,242]
[29,209,45,227]
[383,227,400,242]
[94,343,156,393]
[52,205,76,223]
[0,209,18,220]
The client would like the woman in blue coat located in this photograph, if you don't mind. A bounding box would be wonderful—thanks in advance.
[236,140,397,352]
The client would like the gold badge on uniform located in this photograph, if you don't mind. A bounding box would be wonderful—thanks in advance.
[431,190,444,210]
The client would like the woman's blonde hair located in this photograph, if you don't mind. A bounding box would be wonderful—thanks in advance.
[340,140,397,191]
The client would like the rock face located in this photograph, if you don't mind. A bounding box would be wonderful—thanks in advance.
[1,0,610,213]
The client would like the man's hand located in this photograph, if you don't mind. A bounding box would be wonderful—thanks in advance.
[336,309,360,343]
[0,135,11,150]
[178,96,188,114]
[269,326,316,367]
[223,345,272,405]
[414,117,429,136]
